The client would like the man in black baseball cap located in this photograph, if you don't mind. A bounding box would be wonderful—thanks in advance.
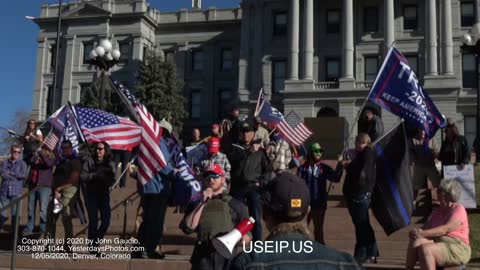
[261,172,310,223]
[228,117,271,242]
[231,172,361,270]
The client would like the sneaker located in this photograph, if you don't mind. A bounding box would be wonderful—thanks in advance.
[141,251,165,259]
[22,229,34,236]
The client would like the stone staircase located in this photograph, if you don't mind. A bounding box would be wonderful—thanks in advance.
[0,168,437,270]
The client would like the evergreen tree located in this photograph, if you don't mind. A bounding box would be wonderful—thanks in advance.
[79,72,123,115]
[135,50,187,131]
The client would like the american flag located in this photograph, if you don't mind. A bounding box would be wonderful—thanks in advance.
[256,91,312,146]
[113,80,167,185]
[45,105,82,155]
[73,105,142,151]
[278,111,313,146]
[43,130,60,152]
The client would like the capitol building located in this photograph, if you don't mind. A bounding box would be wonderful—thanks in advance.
[30,0,478,147]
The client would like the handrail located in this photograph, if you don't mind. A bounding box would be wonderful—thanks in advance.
[315,81,339,89]
[73,191,140,238]
[0,184,42,270]
[0,185,41,214]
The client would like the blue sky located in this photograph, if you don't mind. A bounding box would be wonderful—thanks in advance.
[0,0,239,131]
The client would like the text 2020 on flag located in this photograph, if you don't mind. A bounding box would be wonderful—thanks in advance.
[368,47,447,139]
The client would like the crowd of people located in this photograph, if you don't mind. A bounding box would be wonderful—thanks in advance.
[0,106,476,269]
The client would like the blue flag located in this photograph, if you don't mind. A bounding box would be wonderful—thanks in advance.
[368,47,447,139]
[186,143,208,167]
[372,122,413,235]
[47,105,81,157]
[165,137,203,206]
[257,93,284,124]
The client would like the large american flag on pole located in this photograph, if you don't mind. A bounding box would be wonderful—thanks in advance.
[73,105,141,150]
[256,91,312,146]
[112,80,167,185]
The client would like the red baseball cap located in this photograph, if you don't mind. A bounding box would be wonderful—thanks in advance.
[203,163,225,177]
[207,137,220,153]
[212,124,220,129]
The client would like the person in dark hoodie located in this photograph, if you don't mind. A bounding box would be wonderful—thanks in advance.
[80,141,116,252]
[342,133,378,264]
[299,142,343,244]
[439,122,469,170]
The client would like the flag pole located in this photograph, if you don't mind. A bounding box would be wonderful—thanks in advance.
[110,156,137,191]
[108,76,141,125]
[254,88,263,117]
[341,46,396,156]
[329,46,397,195]
[373,118,404,144]
[67,101,87,143]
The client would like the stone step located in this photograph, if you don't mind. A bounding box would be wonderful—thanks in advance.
[1,172,430,264]
[5,253,470,270]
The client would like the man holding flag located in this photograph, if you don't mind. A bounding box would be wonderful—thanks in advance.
[135,119,176,259]
[110,79,202,258]
[355,46,447,238]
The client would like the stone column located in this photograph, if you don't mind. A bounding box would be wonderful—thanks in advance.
[132,36,143,61]
[288,0,299,80]
[32,38,49,120]
[426,0,438,75]
[61,35,75,105]
[302,0,314,80]
[442,0,454,75]
[238,2,251,90]
[130,36,143,78]
[341,0,354,79]
[252,0,264,91]
[384,0,394,52]
[176,43,188,82]
[477,0,480,23]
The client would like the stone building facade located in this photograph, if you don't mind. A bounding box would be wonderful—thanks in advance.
[31,0,479,148]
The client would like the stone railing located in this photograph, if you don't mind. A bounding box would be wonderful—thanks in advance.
[315,81,339,89]
[354,81,373,89]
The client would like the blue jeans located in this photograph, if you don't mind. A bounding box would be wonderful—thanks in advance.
[85,192,111,247]
[25,187,51,233]
[231,186,262,241]
[346,192,379,259]
[0,194,22,230]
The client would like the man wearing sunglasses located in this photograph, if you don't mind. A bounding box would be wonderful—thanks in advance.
[299,142,343,244]
[180,164,250,270]
[0,145,27,232]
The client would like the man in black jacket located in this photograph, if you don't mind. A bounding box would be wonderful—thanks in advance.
[228,119,272,241]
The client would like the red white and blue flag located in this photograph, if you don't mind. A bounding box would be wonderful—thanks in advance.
[43,129,60,152]
[255,90,312,146]
[73,105,141,151]
[44,105,82,156]
[368,47,447,139]
[113,80,167,185]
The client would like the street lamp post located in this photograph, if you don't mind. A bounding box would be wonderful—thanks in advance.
[88,39,121,110]
[462,23,480,154]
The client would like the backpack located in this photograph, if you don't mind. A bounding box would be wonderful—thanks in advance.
[197,194,235,242]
